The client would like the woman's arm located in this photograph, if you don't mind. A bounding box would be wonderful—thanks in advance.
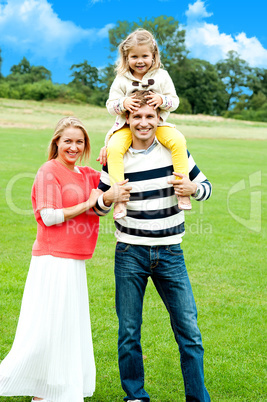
[40,189,100,226]
[40,208,64,227]
[62,188,100,221]
[40,182,132,225]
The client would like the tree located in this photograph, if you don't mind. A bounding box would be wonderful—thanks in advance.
[30,65,51,82]
[8,57,51,83]
[108,16,188,67]
[170,58,227,115]
[250,92,267,110]
[70,61,99,89]
[260,69,267,97]
[21,80,60,101]
[99,63,116,92]
[10,57,31,75]
[247,67,267,98]
[0,49,2,79]
[216,51,251,110]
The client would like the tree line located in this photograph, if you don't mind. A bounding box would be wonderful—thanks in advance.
[0,16,267,122]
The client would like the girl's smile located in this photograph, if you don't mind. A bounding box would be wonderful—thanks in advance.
[127,45,154,79]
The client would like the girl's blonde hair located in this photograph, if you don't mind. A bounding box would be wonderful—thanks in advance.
[116,29,162,76]
[48,116,91,162]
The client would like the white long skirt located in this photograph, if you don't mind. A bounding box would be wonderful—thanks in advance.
[0,255,96,402]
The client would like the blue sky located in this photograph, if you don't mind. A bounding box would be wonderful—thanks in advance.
[0,0,267,84]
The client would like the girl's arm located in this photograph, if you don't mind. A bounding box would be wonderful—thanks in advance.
[156,70,180,112]
[106,76,128,116]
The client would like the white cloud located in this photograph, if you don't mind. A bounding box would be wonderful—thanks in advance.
[185,0,212,21]
[185,0,267,67]
[97,23,115,38]
[234,33,267,67]
[0,0,114,60]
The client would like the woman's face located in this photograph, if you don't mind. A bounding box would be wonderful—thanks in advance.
[56,126,85,170]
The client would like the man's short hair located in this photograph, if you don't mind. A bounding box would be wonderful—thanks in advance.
[126,90,160,116]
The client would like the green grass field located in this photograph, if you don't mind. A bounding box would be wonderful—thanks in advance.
[0,99,266,401]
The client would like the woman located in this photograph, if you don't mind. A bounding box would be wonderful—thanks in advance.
[0,116,130,402]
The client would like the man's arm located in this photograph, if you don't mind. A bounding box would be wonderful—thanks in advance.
[94,171,131,216]
[92,189,112,217]
[97,163,111,191]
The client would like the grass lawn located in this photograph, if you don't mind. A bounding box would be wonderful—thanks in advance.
[0,99,266,401]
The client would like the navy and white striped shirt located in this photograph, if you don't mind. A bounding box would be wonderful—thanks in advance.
[99,141,212,246]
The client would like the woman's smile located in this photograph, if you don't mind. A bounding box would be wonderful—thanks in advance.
[56,127,85,170]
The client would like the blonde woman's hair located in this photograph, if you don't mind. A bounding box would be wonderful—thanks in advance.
[116,29,162,75]
[48,116,91,162]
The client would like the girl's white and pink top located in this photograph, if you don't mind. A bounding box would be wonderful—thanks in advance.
[105,68,179,144]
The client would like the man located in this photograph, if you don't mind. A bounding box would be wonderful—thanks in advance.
[99,90,211,402]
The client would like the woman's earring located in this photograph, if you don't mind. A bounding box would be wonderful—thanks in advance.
[152,59,155,65]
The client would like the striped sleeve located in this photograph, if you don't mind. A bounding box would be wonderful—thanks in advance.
[97,150,212,202]
[188,151,212,201]
[97,164,111,192]
[93,186,112,216]
[93,200,111,216]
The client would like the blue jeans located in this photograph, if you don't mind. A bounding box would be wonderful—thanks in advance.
[115,242,210,402]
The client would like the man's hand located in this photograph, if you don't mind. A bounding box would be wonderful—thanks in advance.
[145,91,163,109]
[123,94,141,113]
[96,146,107,166]
[103,179,132,206]
[168,173,197,197]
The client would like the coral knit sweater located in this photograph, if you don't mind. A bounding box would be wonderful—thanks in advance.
[31,159,100,260]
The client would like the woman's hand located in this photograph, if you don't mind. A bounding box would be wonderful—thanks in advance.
[103,179,132,206]
[123,94,141,113]
[87,188,102,209]
[145,91,163,109]
[96,146,107,166]
[63,189,102,221]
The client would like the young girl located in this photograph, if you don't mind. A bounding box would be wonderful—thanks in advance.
[105,28,192,219]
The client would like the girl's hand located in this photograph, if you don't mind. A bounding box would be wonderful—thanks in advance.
[123,94,141,113]
[145,91,163,109]
[103,179,132,206]
[96,146,107,166]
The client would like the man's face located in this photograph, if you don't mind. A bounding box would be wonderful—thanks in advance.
[126,104,160,149]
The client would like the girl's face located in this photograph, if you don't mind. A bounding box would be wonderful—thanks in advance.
[56,126,85,170]
[127,45,154,79]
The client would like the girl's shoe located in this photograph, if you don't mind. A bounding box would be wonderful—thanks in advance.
[113,202,127,219]
[178,195,192,210]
